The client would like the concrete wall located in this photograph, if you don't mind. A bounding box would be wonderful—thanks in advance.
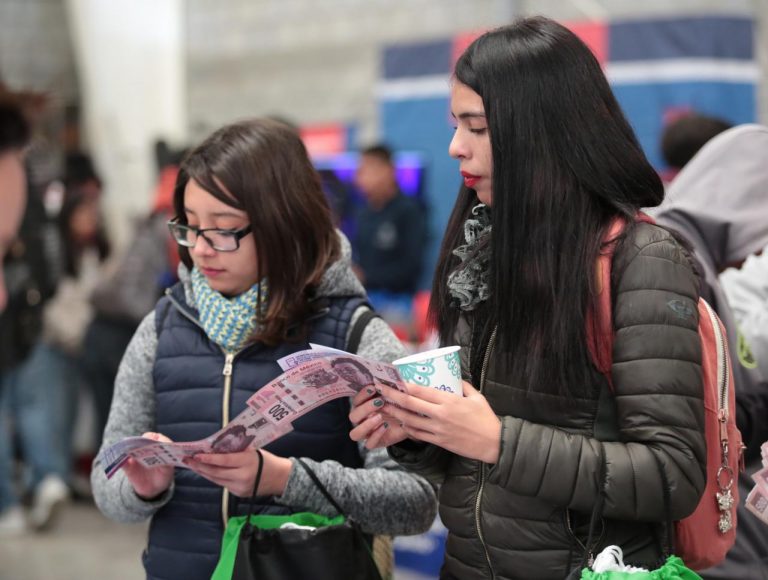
[184,0,758,145]
[0,0,77,101]
[184,0,515,143]
[1,0,762,248]
[65,0,186,245]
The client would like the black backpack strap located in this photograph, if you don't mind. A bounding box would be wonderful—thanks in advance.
[346,307,379,354]
[296,457,347,517]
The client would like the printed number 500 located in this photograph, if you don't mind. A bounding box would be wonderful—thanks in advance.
[268,403,290,422]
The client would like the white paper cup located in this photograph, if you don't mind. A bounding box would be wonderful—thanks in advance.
[393,346,462,396]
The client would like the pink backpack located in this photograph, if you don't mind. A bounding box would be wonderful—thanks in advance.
[586,216,743,570]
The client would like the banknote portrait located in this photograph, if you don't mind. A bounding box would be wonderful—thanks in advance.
[211,424,256,454]
[330,357,376,392]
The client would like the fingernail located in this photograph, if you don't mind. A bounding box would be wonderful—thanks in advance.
[373,398,384,408]
[366,388,375,395]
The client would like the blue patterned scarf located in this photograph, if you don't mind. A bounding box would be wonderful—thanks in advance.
[191,267,268,351]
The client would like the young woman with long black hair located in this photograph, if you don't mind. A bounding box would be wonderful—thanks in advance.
[351,16,707,579]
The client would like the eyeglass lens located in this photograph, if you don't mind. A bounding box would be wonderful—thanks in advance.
[172,224,239,251]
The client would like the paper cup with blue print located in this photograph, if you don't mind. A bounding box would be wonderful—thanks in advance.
[393,346,463,396]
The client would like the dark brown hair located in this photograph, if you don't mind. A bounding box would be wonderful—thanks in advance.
[174,118,340,345]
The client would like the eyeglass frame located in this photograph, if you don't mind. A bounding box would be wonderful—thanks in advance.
[167,217,253,252]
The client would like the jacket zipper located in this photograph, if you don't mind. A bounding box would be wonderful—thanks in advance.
[220,350,235,526]
[702,301,728,419]
[702,301,738,477]
[474,325,498,579]
[164,290,241,528]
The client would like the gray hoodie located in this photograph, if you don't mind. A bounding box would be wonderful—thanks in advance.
[655,124,768,579]
[90,232,437,537]
[721,251,768,379]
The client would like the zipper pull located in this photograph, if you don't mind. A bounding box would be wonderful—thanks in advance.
[222,352,234,377]
[718,409,728,444]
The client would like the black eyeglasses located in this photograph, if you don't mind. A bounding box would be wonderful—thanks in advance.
[167,218,252,252]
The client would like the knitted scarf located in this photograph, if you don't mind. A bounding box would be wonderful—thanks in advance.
[447,203,492,311]
[191,267,268,351]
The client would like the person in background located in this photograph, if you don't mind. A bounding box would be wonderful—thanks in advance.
[352,144,427,297]
[91,118,436,580]
[655,124,768,579]
[0,103,29,313]
[0,99,64,536]
[659,112,732,184]
[721,248,768,379]
[351,17,707,578]
[1,162,110,532]
[83,148,181,456]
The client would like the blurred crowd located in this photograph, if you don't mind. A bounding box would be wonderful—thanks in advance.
[0,84,180,535]
[1,65,768,579]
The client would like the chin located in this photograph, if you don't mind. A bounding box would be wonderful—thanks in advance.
[207,279,236,297]
[476,190,492,206]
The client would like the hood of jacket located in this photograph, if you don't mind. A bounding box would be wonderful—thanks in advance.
[654,124,768,271]
[176,229,367,310]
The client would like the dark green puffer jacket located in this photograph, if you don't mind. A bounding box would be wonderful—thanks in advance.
[391,222,707,579]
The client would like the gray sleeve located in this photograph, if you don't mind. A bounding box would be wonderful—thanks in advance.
[276,447,437,536]
[347,305,408,362]
[90,311,174,523]
[276,306,437,536]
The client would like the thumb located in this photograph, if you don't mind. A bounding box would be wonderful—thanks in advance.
[461,380,480,397]
[143,431,173,443]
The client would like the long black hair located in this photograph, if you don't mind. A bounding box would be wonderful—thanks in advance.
[431,16,664,398]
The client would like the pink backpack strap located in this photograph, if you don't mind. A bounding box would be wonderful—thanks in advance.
[586,212,655,391]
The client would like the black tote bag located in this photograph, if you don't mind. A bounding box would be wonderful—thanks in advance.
[221,451,383,580]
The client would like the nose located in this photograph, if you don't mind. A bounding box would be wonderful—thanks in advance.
[448,130,467,160]
[190,233,216,257]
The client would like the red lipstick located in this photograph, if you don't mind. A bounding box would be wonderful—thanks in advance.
[461,171,480,188]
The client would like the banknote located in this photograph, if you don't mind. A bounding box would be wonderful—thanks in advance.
[97,436,160,471]
[745,486,768,524]
[752,466,768,492]
[249,359,358,422]
[249,356,408,418]
[102,407,294,478]
[102,351,410,478]
[277,346,340,371]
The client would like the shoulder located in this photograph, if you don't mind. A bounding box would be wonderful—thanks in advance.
[613,221,700,306]
[615,222,697,277]
[348,305,407,363]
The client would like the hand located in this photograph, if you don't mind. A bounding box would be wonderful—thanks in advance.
[186,447,292,498]
[124,432,174,500]
[373,381,502,463]
[349,386,408,449]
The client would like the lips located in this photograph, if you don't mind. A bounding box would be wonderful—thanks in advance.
[461,171,481,188]
[200,266,225,277]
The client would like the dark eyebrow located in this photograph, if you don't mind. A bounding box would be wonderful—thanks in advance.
[183,207,244,219]
[451,112,487,120]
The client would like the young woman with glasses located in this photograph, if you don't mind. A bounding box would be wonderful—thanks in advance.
[91,118,437,580]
